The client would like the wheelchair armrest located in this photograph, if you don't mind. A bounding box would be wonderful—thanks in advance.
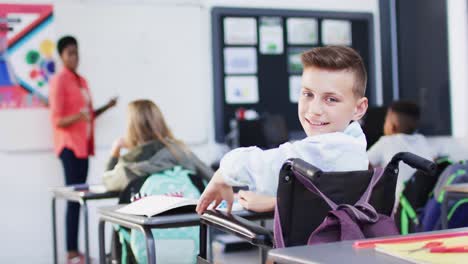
[200,210,274,249]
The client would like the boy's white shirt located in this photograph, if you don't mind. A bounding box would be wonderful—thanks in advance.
[219,121,369,196]
[367,133,438,210]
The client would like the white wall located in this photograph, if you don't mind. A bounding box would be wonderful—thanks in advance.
[1,0,467,263]
[426,0,468,161]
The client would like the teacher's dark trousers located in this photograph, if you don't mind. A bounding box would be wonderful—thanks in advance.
[59,147,89,252]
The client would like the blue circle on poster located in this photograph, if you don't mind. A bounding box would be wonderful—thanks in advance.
[41,59,55,75]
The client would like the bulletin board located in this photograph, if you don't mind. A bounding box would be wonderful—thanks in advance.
[212,7,375,142]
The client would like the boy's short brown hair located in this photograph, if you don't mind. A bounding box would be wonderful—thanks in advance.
[301,46,367,98]
[389,100,420,134]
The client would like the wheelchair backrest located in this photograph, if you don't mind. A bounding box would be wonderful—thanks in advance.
[276,160,397,247]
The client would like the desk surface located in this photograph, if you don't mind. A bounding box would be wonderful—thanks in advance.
[52,185,120,202]
[444,183,468,193]
[269,240,408,264]
[268,228,468,264]
[99,205,273,228]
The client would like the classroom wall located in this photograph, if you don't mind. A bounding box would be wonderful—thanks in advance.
[0,0,467,263]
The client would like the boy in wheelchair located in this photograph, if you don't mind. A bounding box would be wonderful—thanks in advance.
[197,45,370,214]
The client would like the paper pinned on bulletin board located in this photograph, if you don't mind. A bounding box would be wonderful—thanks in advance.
[286,18,318,45]
[259,17,284,55]
[321,19,352,45]
[223,17,257,45]
[223,47,257,74]
[0,3,57,109]
[224,76,259,104]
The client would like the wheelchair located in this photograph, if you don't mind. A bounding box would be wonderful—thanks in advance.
[197,152,436,263]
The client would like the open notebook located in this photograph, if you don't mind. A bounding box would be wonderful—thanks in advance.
[116,195,198,217]
[375,236,468,264]
[116,195,245,217]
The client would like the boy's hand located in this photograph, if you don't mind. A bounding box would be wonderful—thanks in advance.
[238,190,276,213]
[196,170,234,214]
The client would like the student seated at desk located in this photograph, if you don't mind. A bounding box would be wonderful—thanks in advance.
[196,46,370,214]
[367,101,439,209]
[103,99,213,192]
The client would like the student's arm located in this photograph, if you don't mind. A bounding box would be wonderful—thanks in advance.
[218,146,287,193]
[94,97,117,118]
[106,138,128,171]
[102,162,141,191]
[196,169,234,214]
[106,157,119,171]
[196,145,287,214]
[367,138,385,168]
[238,190,276,212]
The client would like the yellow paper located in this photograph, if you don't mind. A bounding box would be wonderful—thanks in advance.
[375,236,468,264]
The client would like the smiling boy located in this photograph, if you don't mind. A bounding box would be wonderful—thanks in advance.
[197,46,369,214]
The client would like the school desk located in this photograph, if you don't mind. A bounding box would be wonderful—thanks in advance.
[51,185,120,264]
[97,205,272,264]
[268,228,468,264]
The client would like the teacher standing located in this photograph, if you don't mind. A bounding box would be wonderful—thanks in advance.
[49,35,117,264]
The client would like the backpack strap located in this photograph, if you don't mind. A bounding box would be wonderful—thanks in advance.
[294,167,385,224]
[348,167,386,223]
[273,203,285,248]
[293,170,339,210]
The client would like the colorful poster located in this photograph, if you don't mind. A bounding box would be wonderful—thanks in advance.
[0,4,56,109]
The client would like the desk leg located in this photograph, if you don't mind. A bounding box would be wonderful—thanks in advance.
[52,197,57,264]
[207,225,212,262]
[142,227,156,263]
[260,220,267,264]
[441,193,449,229]
[199,223,207,259]
[98,219,106,264]
[82,201,90,264]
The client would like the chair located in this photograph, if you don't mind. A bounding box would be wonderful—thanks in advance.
[197,152,435,263]
[395,157,452,234]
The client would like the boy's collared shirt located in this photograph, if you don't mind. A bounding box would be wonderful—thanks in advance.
[219,122,369,195]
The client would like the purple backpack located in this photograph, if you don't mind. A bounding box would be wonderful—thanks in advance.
[274,167,399,248]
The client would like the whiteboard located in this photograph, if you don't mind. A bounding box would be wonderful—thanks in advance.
[0,3,208,151]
